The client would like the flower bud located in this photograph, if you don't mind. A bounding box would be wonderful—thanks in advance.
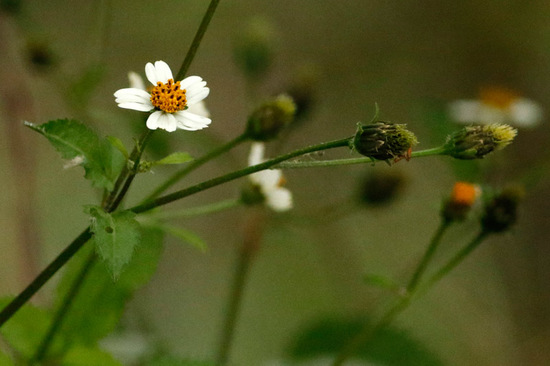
[443,124,517,160]
[233,17,276,79]
[352,122,418,163]
[442,182,481,222]
[246,94,296,141]
[359,170,406,206]
[481,186,524,233]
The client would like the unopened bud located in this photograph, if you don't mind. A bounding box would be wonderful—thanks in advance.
[443,124,517,160]
[481,186,524,233]
[246,94,296,141]
[442,182,481,222]
[352,122,418,163]
[233,17,276,79]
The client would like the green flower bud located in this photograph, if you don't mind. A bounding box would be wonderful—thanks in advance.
[352,122,418,163]
[443,124,517,160]
[233,17,276,79]
[481,186,524,233]
[246,94,296,141]
[359,170,406,206]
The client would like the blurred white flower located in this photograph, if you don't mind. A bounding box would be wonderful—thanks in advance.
[448,87,543,128]
[248,142,293,212]
[114,60,211,132]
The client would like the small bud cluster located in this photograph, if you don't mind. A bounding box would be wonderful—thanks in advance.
[443,124,517,160]
[352,122,418,163]
[246,94,296,141]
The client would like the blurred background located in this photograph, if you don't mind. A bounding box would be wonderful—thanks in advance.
[1,0,550,365]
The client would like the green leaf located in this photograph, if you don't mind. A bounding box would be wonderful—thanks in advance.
[153,152,193,165]
[61,345,123,366]
[146,355,214,366]
[25,119,124,190]
[144,221,207,252]
[0,298,63,359]
[86,205,142,279]
[107,136,129,159]
[0,351,14,366]
[288,316,444,366]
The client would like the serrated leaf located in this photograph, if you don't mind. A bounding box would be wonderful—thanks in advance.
[288,316,444,366]
[25,119,124,190]
[107,136,129,159]
[61,345,123,366]
[55,228,163,347]
[153,152,193,165]
[85,206,142,279]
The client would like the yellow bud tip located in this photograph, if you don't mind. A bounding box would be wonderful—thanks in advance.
[485,124,518,148]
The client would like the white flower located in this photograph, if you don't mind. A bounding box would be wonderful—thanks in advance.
[448,87,543,128]
[114,61,211,132]
[248,143,293,212]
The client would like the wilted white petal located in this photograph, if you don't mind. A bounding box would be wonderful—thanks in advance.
[128,71,146,90]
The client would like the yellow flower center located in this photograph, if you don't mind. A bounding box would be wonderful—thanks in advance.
[150,79,187,113]
[479,87,519,110]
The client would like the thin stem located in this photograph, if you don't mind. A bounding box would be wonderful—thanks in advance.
[406,219,451,292]
[0,228,92,328]
[331,229,491,366]
[147,198,241,220]
[30,252,96,363]
[130,137,352,214]
[175,0,221,80]
[143,132,248,202]
[274,146,448,169]
[216,209,265,366]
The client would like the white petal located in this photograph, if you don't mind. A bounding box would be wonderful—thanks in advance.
[248,142,265,166]
[146,111,162,130]
[174,110,211,130]
[187,101,210,118]
[256,169,282,188]
[266,188,293,212]
[117,102,153,112]
[448,100,481,124]
[128,71,145,90]
[114,88,151,101]
[478,105,506,124]
[156,112,177,132]
[509,99,543,128]
[154,61,173,83]
[180,76,203,89]
[145,62,158,85]
[187,87,210,104]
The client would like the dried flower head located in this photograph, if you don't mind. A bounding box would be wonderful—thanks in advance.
[352,122,418,163]
[443,124,517,160]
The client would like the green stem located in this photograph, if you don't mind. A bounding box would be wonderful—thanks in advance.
[143,133,248,202]
[30,252,96,363]
[406,219,451,292]
[175,0,221,80]
[0,228,92,328]
[147,198,241,220]
[331,229,491,366]
[274,146,448,169]
[130,137,352,214]
[216,209,264,366]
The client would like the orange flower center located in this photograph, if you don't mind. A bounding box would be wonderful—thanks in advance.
[150,79,187,113]
[451,182,480,207]
[479,87,519,110]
